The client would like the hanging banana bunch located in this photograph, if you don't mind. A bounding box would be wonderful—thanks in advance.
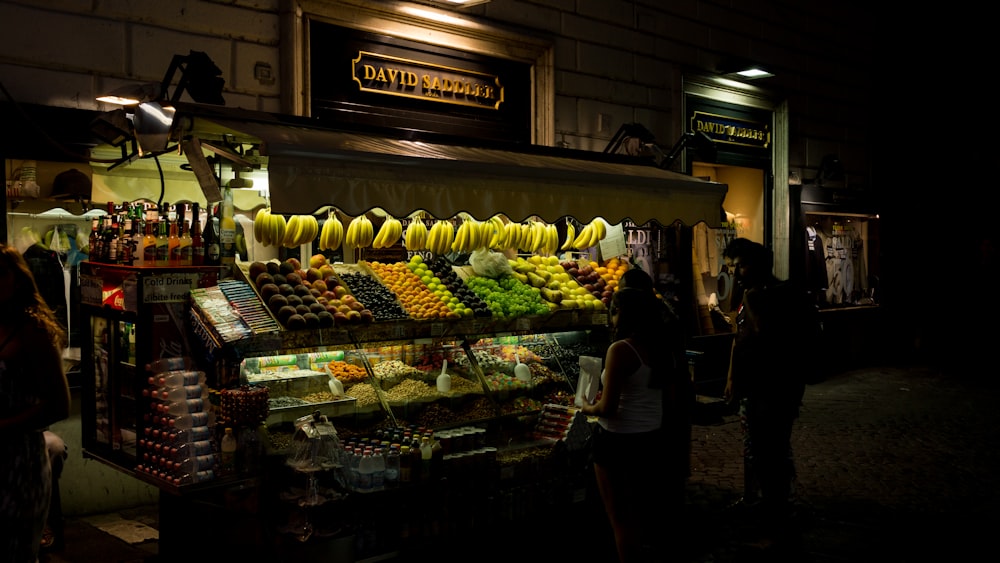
[253,207,287,247]
[318,208,344,251]
[486,215,506,250]
[345,214,375,248]
[560,219,576,251]
[404,214,428,251]
[373,214,403,249]
[426,219,455,256]
[279,214,319,248]
[571,217,608,250]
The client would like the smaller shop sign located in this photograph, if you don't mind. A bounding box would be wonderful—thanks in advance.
[690,111,770,149]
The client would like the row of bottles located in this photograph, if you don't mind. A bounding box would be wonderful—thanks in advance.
[137,365,218,485]
[343,432,442,492]
[88,196,226,267]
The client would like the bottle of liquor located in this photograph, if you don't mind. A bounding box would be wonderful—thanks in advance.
[130,202,144,266]
[155,202,171,266]
[220,187,236,269]
[88,217,100,262]
[203,204,221,266]
[190,202,204,266]
[178,219,193,266]
[118,204,134,266]
[168,203,182,265]
[106,203,120,265]
[141,209,158,267]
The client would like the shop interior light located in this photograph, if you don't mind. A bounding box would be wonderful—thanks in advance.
[735,67,774,79]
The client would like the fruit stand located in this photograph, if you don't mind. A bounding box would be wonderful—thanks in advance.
[72,103,728,561]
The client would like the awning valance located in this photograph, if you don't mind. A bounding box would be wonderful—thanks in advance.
[177,110,728,228]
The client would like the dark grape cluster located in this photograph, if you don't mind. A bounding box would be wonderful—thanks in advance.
[338,272,409,321]
[428,257,492,317]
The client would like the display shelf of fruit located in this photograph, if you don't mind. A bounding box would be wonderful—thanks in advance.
[332,263,409,322]
[367,259,461,320]
[243,256,376,328]
[422,256,493,318]
[464,274,550,319]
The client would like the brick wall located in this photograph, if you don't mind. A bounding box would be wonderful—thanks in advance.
[0,0,873,183]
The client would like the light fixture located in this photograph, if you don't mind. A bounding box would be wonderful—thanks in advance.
[717,59,776,81]
[95,82,162,106]
[95,50,225,107]
[735,67,774,79]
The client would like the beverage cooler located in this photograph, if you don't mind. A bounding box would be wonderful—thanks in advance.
[78,262,220,472]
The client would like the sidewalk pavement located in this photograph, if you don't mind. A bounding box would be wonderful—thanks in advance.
[41,362,1000,562]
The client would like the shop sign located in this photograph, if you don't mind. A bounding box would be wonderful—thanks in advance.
[352,51,504,110]
[142,273,203,304]
[690,111,770,149]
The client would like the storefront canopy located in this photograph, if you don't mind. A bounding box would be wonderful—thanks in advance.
[173,106,728,228]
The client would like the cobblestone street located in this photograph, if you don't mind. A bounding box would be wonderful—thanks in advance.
[678,363,1000,562]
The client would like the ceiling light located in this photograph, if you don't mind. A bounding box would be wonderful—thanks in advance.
[735,67,774,79]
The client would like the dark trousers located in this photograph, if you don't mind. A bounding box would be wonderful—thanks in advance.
[744,396,798,528]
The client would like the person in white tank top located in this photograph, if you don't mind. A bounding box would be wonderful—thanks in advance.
[579,286,678,562]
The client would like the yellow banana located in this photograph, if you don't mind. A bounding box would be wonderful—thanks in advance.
[586,219,601,248]
[282,215,300,247]
[572,223,593,250]
[299,215,319,247]
[435,220,455,255]
[253,207,268,245]
[545,223,559,255]
[560,220,576,251]
[592,218,607,240]
[405,216,427,250]
[488,216,505,249]
[357,215,374,248]
[271,213,286,248]
[329,214,344,250]
[345,215,360,248]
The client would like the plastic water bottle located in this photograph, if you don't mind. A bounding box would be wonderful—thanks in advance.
[384,444,400,485]
[348,446,361,489]
[358,450,375,492]
[156,398,206,415]
[371,447,386,491]
[420,436,433,481]
[168,411,214,430]
[220,427,238,475]
[149,370,205,388]
[155,384,209,402]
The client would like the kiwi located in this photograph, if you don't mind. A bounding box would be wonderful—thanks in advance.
[266,261,281,275]
[317,311,335,328]
[309,302,326,314]
[277,305,297,325]
[286,272,303,286]
[286,294,303,307]
[295,304,311,316]
[268,293,288,312]
[255,272,274,288]
[294,284,312,297]
[303,312,320,328]
[260,283,280,301]
[286,314,307,330]
[279,261,296,276]
[278,283,295,296]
